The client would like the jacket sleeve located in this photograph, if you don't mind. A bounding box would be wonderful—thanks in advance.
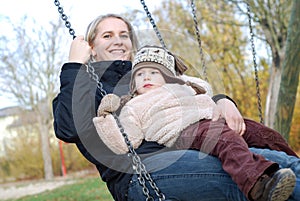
[93,105,145,154]
[52,63,96,143]
[93,107,145,154]
[93,114,129,154]
[119,106,145,150]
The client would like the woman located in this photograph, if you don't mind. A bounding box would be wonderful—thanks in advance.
[52,14,299,200]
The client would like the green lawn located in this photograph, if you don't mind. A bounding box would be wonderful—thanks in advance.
[7,177,114,201]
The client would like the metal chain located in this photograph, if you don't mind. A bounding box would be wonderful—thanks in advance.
[140,0,167,49]
[114,115,166,201]
[88,65,166,200]
[246,2,264,124]
[86,58,165,200]
[54,1,166,199]
[54,0,76,39]
[190,0,207,81]
[86,60,108,97]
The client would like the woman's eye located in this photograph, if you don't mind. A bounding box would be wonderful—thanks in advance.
[103,34,111,39]
[120,34,129,39]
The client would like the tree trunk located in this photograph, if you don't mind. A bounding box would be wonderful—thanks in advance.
[264,67,281,127]
[37,102,54,180]
[38,119,54,180]
[274,0,300,140]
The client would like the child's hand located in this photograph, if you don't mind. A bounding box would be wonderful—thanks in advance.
[212,99,246,135]
[97,94,120,117]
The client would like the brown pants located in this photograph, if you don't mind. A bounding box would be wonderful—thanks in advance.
[175,118,298,198]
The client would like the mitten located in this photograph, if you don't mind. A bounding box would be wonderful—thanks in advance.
[97,94,121,117]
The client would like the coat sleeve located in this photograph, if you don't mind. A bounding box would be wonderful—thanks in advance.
[93,106,144,154]
[93,114,129,154]
[52,63,89,143]
[119,106,145,150]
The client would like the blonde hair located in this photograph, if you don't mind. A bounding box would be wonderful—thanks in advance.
[85,14,139,61]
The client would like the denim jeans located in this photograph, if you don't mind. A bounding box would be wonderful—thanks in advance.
[127,148,299,201]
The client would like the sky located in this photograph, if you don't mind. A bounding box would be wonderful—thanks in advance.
[0,0,162,109]
[0,0,161,33]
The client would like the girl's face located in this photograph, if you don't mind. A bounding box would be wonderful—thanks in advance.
[134,67,166,95]
[91,17,133,61]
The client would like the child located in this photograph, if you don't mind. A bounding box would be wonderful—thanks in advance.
[93,45,297,201]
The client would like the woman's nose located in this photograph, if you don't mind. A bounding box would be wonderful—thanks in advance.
[113,36,123,44]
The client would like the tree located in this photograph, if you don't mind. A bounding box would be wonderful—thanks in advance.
[274,0,300,139]
[223,0,299,142]
[0,16,69,180]
[231,0,293,128]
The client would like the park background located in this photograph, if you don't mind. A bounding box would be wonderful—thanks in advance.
[0,0,299,200]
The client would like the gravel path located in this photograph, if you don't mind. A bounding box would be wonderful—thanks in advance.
[0,170,96,200]
[0,178,76,200]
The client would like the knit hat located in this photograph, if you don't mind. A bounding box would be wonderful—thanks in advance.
[130,46,185,94]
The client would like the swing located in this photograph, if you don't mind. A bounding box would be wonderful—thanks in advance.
[53,0,263,200]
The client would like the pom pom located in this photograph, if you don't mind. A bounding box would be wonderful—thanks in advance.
[185,81,206,94]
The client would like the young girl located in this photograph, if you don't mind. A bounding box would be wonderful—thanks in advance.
[93,45,297,201]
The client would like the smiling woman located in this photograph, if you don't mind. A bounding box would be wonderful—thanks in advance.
[86,17,134,61]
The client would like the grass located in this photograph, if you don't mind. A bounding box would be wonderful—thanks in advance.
[6,177,114,201]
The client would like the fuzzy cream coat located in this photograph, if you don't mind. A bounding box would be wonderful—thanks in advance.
[93,83,216,154]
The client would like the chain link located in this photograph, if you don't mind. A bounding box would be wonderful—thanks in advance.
[114,113,166,201]
[54,0,76,39]
[190,0,207,81]
[246,2,264,124]
[86,60,108,97]
[140,0,167,49]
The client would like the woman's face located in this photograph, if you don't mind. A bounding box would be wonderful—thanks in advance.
[91,17,133,61]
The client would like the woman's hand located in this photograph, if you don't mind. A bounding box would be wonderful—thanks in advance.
[212,98,246,135]
[68,35,91,64]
